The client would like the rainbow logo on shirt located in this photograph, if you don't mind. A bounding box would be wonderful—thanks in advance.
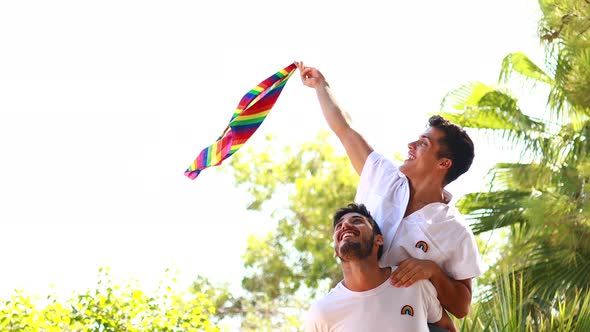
[401,305,414,316]
[415,241,429,253]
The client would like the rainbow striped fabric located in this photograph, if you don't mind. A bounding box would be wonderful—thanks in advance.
[185,62,297,180]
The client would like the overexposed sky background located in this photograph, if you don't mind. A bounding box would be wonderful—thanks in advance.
[0,0,544,299]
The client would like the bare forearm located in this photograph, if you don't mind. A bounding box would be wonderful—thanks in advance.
[314,82,351,136]
[314,83,372,175]
[434,310,457,332]
[299,63,372,174]
[430,269,472,318]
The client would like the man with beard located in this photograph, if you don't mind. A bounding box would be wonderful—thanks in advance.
[304,203,456,332]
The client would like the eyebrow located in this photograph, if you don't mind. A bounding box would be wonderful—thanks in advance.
[335,215,364,226]
[420,135,431,143]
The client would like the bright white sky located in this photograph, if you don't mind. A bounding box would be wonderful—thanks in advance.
[0,0,544,300]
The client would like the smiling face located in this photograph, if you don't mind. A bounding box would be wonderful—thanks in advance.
[333,212,380,262]
[399,126,452,183]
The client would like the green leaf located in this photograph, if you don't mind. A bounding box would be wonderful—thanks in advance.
[499,52,553,85]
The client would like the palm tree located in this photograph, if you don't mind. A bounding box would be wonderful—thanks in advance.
[439,0,590,328]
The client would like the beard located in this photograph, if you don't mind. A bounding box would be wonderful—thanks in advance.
[337,237,374,261]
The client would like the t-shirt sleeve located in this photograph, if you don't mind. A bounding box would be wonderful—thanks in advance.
[444,231,483,280]
[303,304,329,332]
[421,281,443,323]
[355,151,398,203]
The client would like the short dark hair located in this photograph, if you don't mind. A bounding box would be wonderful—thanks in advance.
[428,115,475,185]
[333,203,384,260]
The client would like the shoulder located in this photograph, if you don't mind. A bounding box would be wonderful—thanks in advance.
[358,151,406,194]
[423,203,472,232]
[304,302,330,332]
[409,279,441,312]
[308,283,346,313]
[363,151,399,172]
[304,285,347,330]
[414,278,438,297]
[305,300,326,322]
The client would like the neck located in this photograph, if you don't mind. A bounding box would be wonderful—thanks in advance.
[405,175,447,217]
[409,173,446,202]
[341,259,391,292]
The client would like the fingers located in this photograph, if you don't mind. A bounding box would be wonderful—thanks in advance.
[300,67,310,79]
[296,61,312,75]
[391,268,419,287]
[391,266,415,287]
[297,62,324,87]
[390,260,430,287]
[300,67,314,83]
[296,61,308,78]
[401,271,421,287]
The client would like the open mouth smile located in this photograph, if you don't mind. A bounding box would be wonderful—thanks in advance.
[339,229,359,241]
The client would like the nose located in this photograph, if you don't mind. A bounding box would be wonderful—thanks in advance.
[341,219,353,228]
[339,217,358,232]
[336,219,354,239]
[408,141,416,150]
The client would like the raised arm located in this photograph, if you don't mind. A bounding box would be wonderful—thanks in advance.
[297,62,373,175]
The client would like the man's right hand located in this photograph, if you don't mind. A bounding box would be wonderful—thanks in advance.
[297,61,327,89]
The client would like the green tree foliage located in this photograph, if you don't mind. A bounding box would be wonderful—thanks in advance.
[223,1,590,330]
[538,0,590,112]
[190,276,242,318]
[0,267,220,332]
[438,0,590,326]
[227,133,358,329]
[458,272,590,332]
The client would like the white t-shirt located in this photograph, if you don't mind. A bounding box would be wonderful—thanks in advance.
[304,270,442,332]
[355,151,483,280]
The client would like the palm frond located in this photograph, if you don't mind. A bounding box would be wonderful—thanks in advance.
[488,162,554,191]
[440,82,548,158]
[457,190,530,234]
[547,48,573,120]
[498,52,553,85]
[561,49,590,110]
[521,250,590,299]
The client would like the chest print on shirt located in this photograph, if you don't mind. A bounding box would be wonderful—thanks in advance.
[401,305,414,316]
[415,240,429,253]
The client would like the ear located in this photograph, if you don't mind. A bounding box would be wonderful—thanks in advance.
[438,158,452,170]
[374,234,384,246]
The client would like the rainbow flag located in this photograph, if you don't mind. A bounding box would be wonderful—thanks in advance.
[185,62,297,180]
